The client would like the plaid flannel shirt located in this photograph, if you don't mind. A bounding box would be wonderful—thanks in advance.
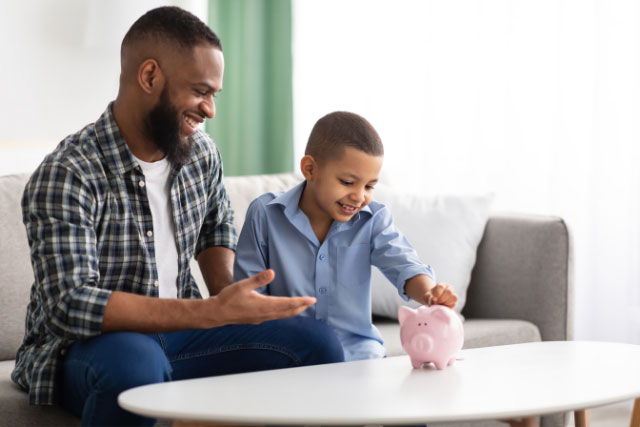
[11,103,237,405]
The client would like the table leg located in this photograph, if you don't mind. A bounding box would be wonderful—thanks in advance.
[502,417,538,427]
[575,409,589,427]
[630,398,640,427]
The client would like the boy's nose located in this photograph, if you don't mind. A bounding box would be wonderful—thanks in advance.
[351,189,365,203]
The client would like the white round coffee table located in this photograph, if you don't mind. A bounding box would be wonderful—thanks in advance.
[119,341,640,426]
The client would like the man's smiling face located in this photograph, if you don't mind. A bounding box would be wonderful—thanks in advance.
[144,45,224,164]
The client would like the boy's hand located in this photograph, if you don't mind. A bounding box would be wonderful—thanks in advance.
[425,282,458,309]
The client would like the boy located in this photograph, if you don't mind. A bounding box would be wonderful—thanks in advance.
[234,111,458,361]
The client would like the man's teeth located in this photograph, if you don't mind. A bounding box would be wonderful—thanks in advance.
[185,116,198,127]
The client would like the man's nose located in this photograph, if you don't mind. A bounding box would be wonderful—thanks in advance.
[200,97,215,119]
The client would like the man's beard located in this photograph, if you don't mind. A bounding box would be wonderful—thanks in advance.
[144,85,193,165]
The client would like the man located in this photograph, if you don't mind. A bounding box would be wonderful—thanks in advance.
[12,6,344,426]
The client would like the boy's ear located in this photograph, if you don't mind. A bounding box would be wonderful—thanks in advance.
[300,155,317,180]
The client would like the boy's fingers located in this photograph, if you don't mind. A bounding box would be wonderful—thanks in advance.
[430,283,458,308]
[430,284,445,299]
[437,295,456,308]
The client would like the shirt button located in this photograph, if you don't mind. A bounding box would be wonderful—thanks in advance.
[60,348,67,356]
[139,180,146,188]
[153,280,159,287]
[146,230,153,237]
[319,254,326,261]
[319,287,327,294]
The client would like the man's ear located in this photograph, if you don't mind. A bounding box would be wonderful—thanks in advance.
[300,155,317,180]
[138,59,164,95]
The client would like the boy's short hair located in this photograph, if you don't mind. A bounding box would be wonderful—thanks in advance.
[305,111,384,164]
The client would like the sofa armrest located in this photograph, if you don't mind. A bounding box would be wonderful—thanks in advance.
[462,214,574,342]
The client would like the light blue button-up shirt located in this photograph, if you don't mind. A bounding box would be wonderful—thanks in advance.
[234,181,434,360]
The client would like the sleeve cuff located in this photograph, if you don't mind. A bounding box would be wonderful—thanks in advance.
[395,264,436,301]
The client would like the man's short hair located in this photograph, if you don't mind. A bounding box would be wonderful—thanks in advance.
[122,6,222,52]
[305,111,384,164]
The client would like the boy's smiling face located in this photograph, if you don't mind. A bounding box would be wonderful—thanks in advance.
[300,147,383,224]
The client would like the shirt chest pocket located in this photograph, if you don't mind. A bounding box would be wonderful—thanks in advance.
[337,243,371,287]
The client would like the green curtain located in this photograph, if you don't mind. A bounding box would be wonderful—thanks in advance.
[206,0,293,176]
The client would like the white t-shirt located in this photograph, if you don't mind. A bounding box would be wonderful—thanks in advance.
[134,155,179,299]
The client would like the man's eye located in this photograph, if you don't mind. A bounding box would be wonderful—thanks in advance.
[195,89,208,96]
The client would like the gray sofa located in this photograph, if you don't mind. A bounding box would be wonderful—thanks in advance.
[0,172,573,427]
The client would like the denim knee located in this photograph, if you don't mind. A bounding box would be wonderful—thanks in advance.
[61,332,172,426]
[85,332,172,392]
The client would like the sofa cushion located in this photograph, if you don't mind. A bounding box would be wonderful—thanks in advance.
[0,173,33,361]
[374,317,541,357]
[0,361,80,426]
[370,185,492,318]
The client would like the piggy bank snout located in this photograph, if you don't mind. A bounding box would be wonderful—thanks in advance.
[409,333,433,354]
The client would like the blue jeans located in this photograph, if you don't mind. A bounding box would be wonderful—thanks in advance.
[59,317,344,426]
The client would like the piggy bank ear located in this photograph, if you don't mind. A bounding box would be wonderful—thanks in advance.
[431,305,453,324]
[398,305,415,324]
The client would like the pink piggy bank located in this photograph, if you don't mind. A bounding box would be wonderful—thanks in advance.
[398,305,464,369]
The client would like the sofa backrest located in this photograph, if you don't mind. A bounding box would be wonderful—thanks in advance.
[222,173,304,232]
[0,173,33,361]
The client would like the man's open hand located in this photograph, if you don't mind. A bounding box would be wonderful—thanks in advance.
[205,269,316,327]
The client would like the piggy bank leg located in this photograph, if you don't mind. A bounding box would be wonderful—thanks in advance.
[433,360,447,370]
[410,357,424,369]
[447,357,456,366]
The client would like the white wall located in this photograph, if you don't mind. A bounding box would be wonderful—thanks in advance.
[0,0,207,175]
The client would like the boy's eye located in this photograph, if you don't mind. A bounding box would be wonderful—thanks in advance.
[366,185,376,190]
[339,179,353,186]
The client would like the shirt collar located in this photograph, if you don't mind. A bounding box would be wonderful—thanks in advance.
[268,180,306,215]
[94,102,144,177]
[268,180,373,232]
